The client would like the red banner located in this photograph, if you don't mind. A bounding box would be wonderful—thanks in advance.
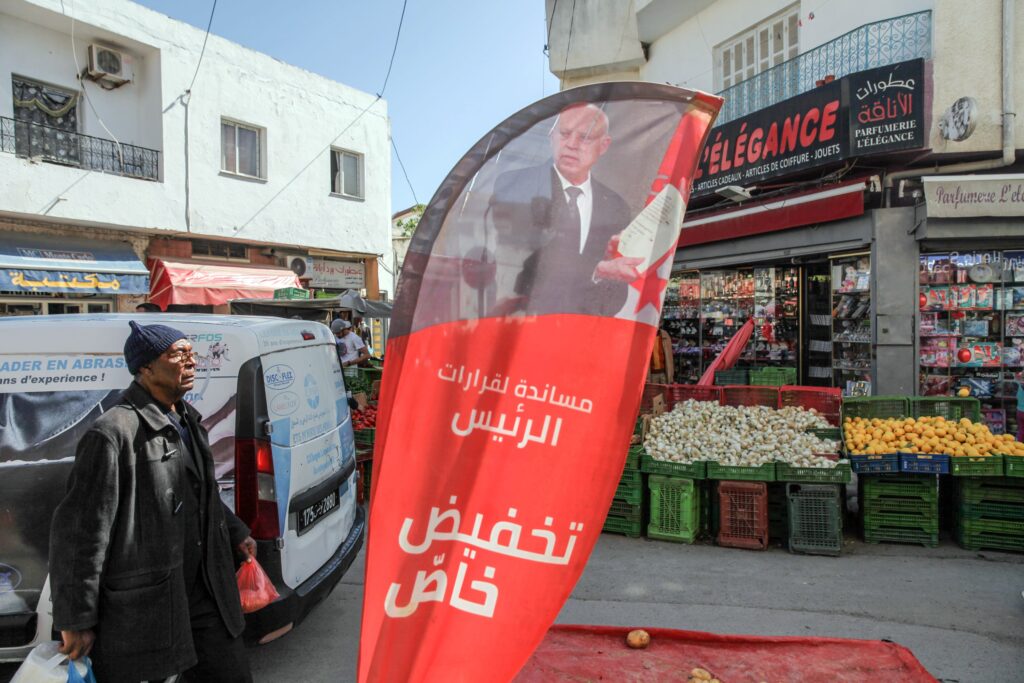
[359,83,720,682]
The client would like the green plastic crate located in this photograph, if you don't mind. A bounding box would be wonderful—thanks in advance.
[786,483,843,556]
[354,428,375,446]
[777,462,851,484]
[625,446,644,470]
[806,427,843,443]
[615,470,644,504]
[862,474,938,496]
[958,477,1024,504]
[749,367,797,387]
[640,453,707,479]
[957,501,1024,521]
[956,517,1024,537]
[706,462,776,481]
[910,396,982,423]
[954,527,1024,552]
[714,368,748,385]
[864,510,939,532]
[841,396,910,422]
[864,525,939,547]
[950,454,1004,477]
[602,515,643,537]
[1004,454,1024,478]
[360,367,384,384]
[607,498,643,521]
[646,475,700,543]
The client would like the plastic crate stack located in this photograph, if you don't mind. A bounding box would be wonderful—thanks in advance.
[954,477,1024,553]
[787,483,843,556]
[861,475,939,547]
[717,481,769,550]
[603,445,645,538]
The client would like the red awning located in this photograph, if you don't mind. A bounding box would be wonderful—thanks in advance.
[148,258,301,308]
[679,179,867,247]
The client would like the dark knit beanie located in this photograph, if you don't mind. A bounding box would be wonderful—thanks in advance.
[124,320,187,374]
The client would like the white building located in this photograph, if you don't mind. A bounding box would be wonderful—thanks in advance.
[0,0,391,314]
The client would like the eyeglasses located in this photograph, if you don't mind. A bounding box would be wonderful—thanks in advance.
[164,349,198,365]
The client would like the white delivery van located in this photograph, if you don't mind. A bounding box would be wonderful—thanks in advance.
[0,314,364,660]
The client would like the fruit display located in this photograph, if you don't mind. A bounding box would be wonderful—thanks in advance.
[351,405,378,430]
[843,415,1024,456]
[643,400,841,468]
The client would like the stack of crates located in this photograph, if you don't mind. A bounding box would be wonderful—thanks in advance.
[717,481,769,550]
[954,477,1024,552]
[603,445,645,537]
[787,483,843,556]
[861,475,939,547]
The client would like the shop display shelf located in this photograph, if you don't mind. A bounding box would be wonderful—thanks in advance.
[707,462,777,481]
[957,477,1024,504]
[714,368,749,385]
[841,396,910,421]
[777,462,851,484]
[354,428,375,447]
[607,498,643,521]
[721,385,781,409]
[717,480,769,550]
[749,367,797,387]
[640,453,707,479]
[625,445,643,470]
[864,525,939,548]
[602,515,643,538]
[646,475,700,543]
[957,501,1024,521]
[668,384,723,405]
[786,483,843,556]
[849,453,900,474]
[909,397,982,423]
[898,452,950,474]
[780,386,842,425]
[1004,454,1024,478]
[950,454,1004,477]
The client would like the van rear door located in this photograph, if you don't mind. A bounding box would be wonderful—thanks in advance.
[261,342,356,588]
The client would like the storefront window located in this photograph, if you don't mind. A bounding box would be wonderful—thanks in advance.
[919,250,1024,436]
[663,273,701,382]
[832,254,873,395]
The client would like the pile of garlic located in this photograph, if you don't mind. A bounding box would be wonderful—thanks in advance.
[643,399,841,468]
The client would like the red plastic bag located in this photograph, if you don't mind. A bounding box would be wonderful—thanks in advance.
[236,557,280,614]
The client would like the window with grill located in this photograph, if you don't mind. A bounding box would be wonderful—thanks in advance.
[716,6,799,90]
[221,119,263,178]
[331,148,364,199]
[192,239,248,260]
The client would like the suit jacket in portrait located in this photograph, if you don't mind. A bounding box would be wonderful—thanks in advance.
[489,165,632,316]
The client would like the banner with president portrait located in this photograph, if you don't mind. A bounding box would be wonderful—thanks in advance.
[358,83,721,682]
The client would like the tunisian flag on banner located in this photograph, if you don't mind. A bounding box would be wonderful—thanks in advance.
[359,83,721,682]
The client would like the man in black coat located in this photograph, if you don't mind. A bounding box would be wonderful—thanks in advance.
[49,321,255,683]
[489,102,643,316]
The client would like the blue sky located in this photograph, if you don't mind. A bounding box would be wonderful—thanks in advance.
[135,0,561,215]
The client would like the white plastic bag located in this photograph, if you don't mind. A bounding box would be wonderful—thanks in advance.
[10,641,94,683]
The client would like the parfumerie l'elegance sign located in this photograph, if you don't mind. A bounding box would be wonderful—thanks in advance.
[923,174,1024,218]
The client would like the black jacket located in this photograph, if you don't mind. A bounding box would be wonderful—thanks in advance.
[49,382,249,681]
[490,164,633,316]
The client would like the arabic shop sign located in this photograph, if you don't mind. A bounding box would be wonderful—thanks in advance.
[923,174,1024,218]
[309,258,365,289]
[849,59,925,154]
[693,59,925,197]
[0,269,149,294]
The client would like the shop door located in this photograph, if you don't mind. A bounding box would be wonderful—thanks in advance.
[802,263,832,387]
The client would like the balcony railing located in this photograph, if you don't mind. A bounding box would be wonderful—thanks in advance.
[0,115,159,181]
[715,10,932,125]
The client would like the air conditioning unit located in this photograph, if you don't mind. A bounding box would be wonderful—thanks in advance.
[87,44,134,85]
[282,254,313,278]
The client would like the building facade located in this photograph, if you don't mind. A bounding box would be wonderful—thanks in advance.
[546,0,1024,434]
[0,0,392,315]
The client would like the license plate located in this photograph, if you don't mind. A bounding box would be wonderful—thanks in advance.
[297,489,340,536]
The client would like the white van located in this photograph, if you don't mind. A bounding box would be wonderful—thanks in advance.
[0,314,364,660]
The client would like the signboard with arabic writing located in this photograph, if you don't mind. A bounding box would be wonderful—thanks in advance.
[0,269,148,294]
[357,83,720,682]
[693,58,926,197]
[309,257,365,289]
[848,59,925,155]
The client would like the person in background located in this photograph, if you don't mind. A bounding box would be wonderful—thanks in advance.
[331,318,370,368]
[49,321,255,683]
[135,302,161,313]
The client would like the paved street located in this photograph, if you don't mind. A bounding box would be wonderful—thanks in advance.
[3,530,1021,682]
[244,530,1024,682]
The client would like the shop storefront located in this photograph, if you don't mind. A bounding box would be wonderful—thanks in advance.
[917,174,1024,436]
[0,231,149,316]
